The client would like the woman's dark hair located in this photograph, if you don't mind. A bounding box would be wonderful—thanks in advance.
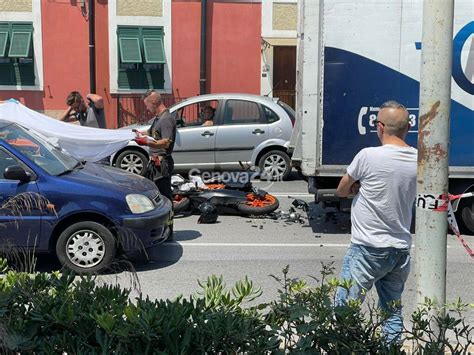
[66,91,83,106]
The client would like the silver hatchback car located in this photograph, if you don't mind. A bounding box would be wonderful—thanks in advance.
[112,93,295,180]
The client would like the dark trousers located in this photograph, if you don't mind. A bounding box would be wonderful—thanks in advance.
[155,175,172,202]
[145,156,174,202]
[157,175,174,239]
[154,156,174,238]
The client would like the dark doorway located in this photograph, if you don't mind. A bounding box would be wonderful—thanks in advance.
[273,45,296,109]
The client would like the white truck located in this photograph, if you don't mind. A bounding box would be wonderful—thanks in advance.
[290,1,474,230]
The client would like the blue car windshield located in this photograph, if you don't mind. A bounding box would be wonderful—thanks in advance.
[0,123,79,176]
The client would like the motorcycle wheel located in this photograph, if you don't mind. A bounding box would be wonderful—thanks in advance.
[173,195,190,213]
[205,183,225,190]
[237,193,279,216]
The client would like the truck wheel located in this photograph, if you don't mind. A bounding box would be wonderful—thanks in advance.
[56,222,116,273]
[116,150,148,176]
[458,199,474,234]
[258,150,291,181]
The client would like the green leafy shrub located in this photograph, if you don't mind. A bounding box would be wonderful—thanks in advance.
[0,260,472,354]
[0,262,276,354]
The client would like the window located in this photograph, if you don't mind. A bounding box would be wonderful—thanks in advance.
[0,22,35,86]
[176,100,218,127]
[117,26,166,90]
[262,105,280,123]
[1,124,78,176]
[0,148,18,179]
[223,100,264,125]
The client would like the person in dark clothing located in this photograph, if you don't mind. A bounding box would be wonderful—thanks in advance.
[134,89,176,239]
[60,91,107,129]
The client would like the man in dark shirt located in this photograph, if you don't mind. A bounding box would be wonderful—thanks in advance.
[60,91,107,129]
[135,90,176,239]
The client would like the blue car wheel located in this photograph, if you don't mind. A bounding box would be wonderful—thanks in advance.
[56,221,116,273]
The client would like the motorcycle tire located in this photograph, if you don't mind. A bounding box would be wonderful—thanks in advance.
[236,193,279,216]
[173,195,190,213]
[205,183,226,190]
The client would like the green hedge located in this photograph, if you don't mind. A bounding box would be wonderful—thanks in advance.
[0,261,472,354]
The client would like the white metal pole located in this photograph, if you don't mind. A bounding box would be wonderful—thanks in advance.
[415,0,455,311]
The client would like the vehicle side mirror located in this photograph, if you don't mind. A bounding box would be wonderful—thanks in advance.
[4,165,32,182]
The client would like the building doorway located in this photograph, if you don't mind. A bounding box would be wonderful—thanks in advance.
[272,45,296,109]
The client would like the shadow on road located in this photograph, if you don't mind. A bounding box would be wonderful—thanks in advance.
[29,229,202,274]
[173,229,203,242]
[132,243,183,271]
[132,229,202,271]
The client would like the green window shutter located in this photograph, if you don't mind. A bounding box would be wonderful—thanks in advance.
[146,68,164,89]
[0,63,13,85]
[117,26,164,89]
[14,62,35,85]
[118,26,142,64]
[0,23,9,57]
[118,69,141,89]
[8,23,32,58]
[0,31,8,57]
[119,37,142,63]
[0,22,35,85]
[143,38,165,63]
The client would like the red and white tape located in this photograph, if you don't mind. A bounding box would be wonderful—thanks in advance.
[416,192,474,258]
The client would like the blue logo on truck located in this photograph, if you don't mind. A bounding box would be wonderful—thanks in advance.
[416,22,474,95]
[452,21,474,95]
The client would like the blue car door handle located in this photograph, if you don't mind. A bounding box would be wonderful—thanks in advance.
[201,131,214,137]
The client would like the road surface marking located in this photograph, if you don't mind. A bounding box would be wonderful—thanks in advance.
[171,242,349,247]
[167,242,450,249]
[270,193,314,197]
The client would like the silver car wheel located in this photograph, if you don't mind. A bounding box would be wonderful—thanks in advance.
[120,153,145,175]
[66,230,105,268]
[263,154,287,178]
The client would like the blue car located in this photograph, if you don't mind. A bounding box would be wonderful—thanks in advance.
[0,119,172,273]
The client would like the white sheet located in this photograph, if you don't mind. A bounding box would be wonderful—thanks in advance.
[0,99,134,162]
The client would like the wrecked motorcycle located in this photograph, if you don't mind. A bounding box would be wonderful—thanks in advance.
[171,175,279,216]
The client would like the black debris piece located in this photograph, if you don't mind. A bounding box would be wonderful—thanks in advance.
[292,198,310,212]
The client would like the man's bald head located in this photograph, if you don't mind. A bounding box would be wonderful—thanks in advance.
[144,89,162,104]
[377,101,410,138]
[144,89,163,116]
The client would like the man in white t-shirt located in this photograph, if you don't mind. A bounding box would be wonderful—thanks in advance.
[335,100,417,344]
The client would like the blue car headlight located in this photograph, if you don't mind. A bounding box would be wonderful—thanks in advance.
[126,194,155,214]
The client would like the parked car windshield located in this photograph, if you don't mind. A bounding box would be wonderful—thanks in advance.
[0,123,80,176]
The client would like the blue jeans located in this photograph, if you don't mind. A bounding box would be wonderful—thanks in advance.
[335,243,411,344]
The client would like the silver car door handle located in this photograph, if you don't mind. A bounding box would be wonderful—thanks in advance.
[201,131,214,137]
[252,129,265,135]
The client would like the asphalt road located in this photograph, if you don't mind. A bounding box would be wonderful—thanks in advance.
[99,173,474,322]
